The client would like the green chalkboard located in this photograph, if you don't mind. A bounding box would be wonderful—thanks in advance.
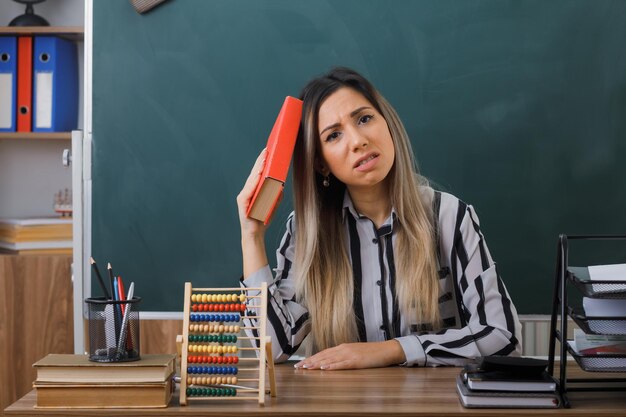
[92,0,626,313]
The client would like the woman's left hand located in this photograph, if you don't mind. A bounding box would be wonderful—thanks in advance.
[294,340,406,370]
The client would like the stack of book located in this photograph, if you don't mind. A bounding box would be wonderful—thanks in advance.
[32,354,176,408]
[0,217,72,255]
[456,356,560,409]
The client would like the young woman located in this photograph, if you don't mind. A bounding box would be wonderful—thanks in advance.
[237,67,521,370]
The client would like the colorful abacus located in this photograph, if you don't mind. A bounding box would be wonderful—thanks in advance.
[179,282,275,406]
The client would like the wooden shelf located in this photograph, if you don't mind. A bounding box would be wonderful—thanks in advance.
[0,26,83,41]
[0,132,71,141]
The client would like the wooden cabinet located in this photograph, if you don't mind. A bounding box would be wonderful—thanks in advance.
[0,255,73,415]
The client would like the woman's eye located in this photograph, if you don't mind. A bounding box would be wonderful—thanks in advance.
[326,131,340,142]
[358,114,373,124]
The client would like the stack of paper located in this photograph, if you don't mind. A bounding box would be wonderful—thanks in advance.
[0,217,72,255]
[573,329,626,355]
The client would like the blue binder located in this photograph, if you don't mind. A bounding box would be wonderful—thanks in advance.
[32,36,78,132]
[0,36,17,132]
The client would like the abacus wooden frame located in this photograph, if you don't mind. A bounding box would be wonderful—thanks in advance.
[179,282,276,406]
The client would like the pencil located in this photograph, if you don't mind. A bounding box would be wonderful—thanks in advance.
[108,262,122,344]
[116,282,135,359]
[107,262,115,300]
[89,257,111,299]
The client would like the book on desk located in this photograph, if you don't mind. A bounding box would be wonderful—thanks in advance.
[32,354,176,408]
[456,356,560,409]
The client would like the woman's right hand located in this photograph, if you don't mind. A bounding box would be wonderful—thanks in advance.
[237,148,270,278]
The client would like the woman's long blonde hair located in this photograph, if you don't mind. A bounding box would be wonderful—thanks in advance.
[292,67,440,353]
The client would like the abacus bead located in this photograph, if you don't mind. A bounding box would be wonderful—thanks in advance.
[218,325,224,333]
[199,294,205,303]
[234,325,240,333]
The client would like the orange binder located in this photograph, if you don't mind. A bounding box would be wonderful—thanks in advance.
[16,36,32,132]
[246,96,303,225]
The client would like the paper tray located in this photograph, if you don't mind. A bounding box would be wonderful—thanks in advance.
[566,341,626,372]
[567,267,626,299]
[568,307,626,335]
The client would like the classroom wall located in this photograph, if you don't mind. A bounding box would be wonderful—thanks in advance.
[91,0,626,314]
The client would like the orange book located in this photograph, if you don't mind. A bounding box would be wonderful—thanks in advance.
[16,36,32,132]
[247,96,303,224]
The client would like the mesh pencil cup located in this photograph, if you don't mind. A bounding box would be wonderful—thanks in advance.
[85,296,141,362]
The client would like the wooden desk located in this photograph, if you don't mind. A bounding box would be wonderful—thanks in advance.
[5,364,626,416]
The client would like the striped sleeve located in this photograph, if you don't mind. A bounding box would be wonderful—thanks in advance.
[240,212,310,363]
[397,198,522,367]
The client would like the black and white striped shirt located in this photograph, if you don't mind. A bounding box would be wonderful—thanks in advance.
[242,186,522,366]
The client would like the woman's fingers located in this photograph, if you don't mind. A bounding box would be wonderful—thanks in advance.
[237,148,267,212]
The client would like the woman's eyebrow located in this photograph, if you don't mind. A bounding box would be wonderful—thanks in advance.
[319,106,374,136]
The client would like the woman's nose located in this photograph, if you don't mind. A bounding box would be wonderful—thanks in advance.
[347,126,368,151]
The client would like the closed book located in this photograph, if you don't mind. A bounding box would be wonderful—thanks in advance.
[0,240,72,251]
[0,247,72,255]
[464,370,557,392]
[0,217,72,242]
[34,375,174,408]
[33,353,176,383]
[456,375,560,409]
[246,96,302,224]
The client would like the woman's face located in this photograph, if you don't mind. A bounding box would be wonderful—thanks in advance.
[317,87,395,195]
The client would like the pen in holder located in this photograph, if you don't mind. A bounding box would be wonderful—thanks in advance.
[85,296,141,362]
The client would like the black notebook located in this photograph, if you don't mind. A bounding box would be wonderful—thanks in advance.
[456,375,560,409]
[464,370,557,392]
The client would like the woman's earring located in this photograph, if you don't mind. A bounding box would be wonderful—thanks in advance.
[323,175,330,188]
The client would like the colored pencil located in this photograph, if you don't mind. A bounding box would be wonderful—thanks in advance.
[89,257,111,299]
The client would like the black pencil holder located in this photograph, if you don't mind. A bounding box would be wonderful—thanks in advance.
[85,297,142,363]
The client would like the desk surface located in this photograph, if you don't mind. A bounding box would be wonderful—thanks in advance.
[5,364,626,416]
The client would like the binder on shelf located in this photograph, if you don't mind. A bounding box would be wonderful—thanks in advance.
[0,36,17,132]
[32,36,78,132]
[17,36,33,132]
